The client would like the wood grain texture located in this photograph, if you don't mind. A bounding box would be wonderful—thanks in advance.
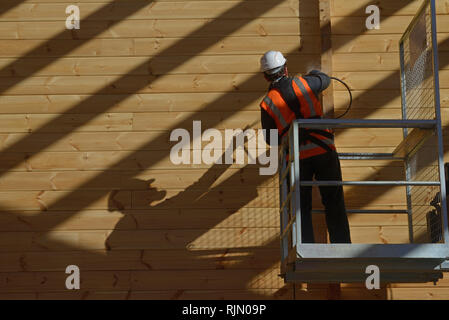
[0,1,305,21]
[331,0,449,17]
[0,19,303,40]
[0,0,447,300]
[0,55,317,76]
[0,225,412,254]
[333,34,449,53]
[0,36,317,58]
[334,52,449,71]
[332,16,449,34]
[0,288,293,300]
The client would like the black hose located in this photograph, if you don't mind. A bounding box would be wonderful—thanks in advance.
[330,76,352,119]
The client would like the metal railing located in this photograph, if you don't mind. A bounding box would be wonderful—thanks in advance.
[278,119,449,266]
[277,0,449,283]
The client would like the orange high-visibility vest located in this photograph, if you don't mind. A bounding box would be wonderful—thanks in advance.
[260,75,336,160]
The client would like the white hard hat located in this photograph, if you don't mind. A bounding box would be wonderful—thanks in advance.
[260,50,287,74]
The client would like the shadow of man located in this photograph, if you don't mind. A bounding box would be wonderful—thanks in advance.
[103,152,293,298]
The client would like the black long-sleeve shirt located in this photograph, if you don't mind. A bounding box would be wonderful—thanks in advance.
[260,70,331,145]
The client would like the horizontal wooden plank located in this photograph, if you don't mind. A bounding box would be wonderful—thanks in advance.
[0,187,281,211]
[0,55,317,76]
[0,35,311,58]
[0,131,260,152]
[0,225,411,254]
[0,190,131,211]
[3,248,282,273]
[130,111,406,131]
[5,0,284,2]
[138,185,278,210]
[332,71,399,91]
[6,286,449,300]
[334,89,405,110]
[0,109,439,136]
[332,16,449,35]
[0,168,277,191]
[0,268,284,292]
[333,70,449,91]
[334,52,449,72]
[332,107,402,119]
[3,0,291,2]
[131,288,293,300]
[349,226,409,244]
[336,128,401,147]
[0,165,407,191]
[0,120,444,152]
[0,208,407,232]
[386,287,449,299]
[0,18,303,40]
[0,129,405,153]
[330,287,387,300]
[0,228,280,252]
[0,89,429,115]
[0,115,432,148]
[0,180,406,210]
[0,1,305,21]
[0,288,294,300]
[333,34,449,53]
[0,126,412,153]
[0,207,281,231]
[0,74,267,95]
[131,268,284,290]
[333,34,402,53]
[0,93,264,114]
[388,276,449,289]
[0,90,417,116]
[0,248,281,272]
[0,151,411,172]
[0,113,133,133]
[331,0,449,17]
[4,69,449,95]
[346,213,408,227]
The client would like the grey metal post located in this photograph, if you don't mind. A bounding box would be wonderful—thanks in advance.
[430,0,449,244]
[292,121,302,247]
[287,125,295,247]
[399,40,414,243]
[278,143,289,262]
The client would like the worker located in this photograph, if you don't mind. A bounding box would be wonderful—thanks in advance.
[259,50,351,244]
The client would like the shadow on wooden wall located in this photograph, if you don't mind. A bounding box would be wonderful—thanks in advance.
[0,0,440,299]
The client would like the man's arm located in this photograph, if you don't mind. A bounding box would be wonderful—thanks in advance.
[260,107,280,146]
[302,70,331,97]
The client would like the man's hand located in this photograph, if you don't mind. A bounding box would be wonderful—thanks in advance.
[307,69,321,76]
[303,70,331,94]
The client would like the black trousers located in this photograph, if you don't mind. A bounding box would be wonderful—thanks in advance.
[298,150,352,244]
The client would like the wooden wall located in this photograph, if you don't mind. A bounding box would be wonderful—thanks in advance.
[0,0,448,300]
[0,0,308,300]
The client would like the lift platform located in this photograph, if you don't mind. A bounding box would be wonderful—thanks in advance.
[278,0,449,284]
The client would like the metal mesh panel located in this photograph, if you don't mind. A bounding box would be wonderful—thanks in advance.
[400,0,442,243]
[401,4,435,121]
[408,136,440,243]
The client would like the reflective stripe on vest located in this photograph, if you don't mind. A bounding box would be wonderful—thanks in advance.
[300,138,335,151]
[300,143,336,159]
[262,96,288,129]
[292,76,324,118]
